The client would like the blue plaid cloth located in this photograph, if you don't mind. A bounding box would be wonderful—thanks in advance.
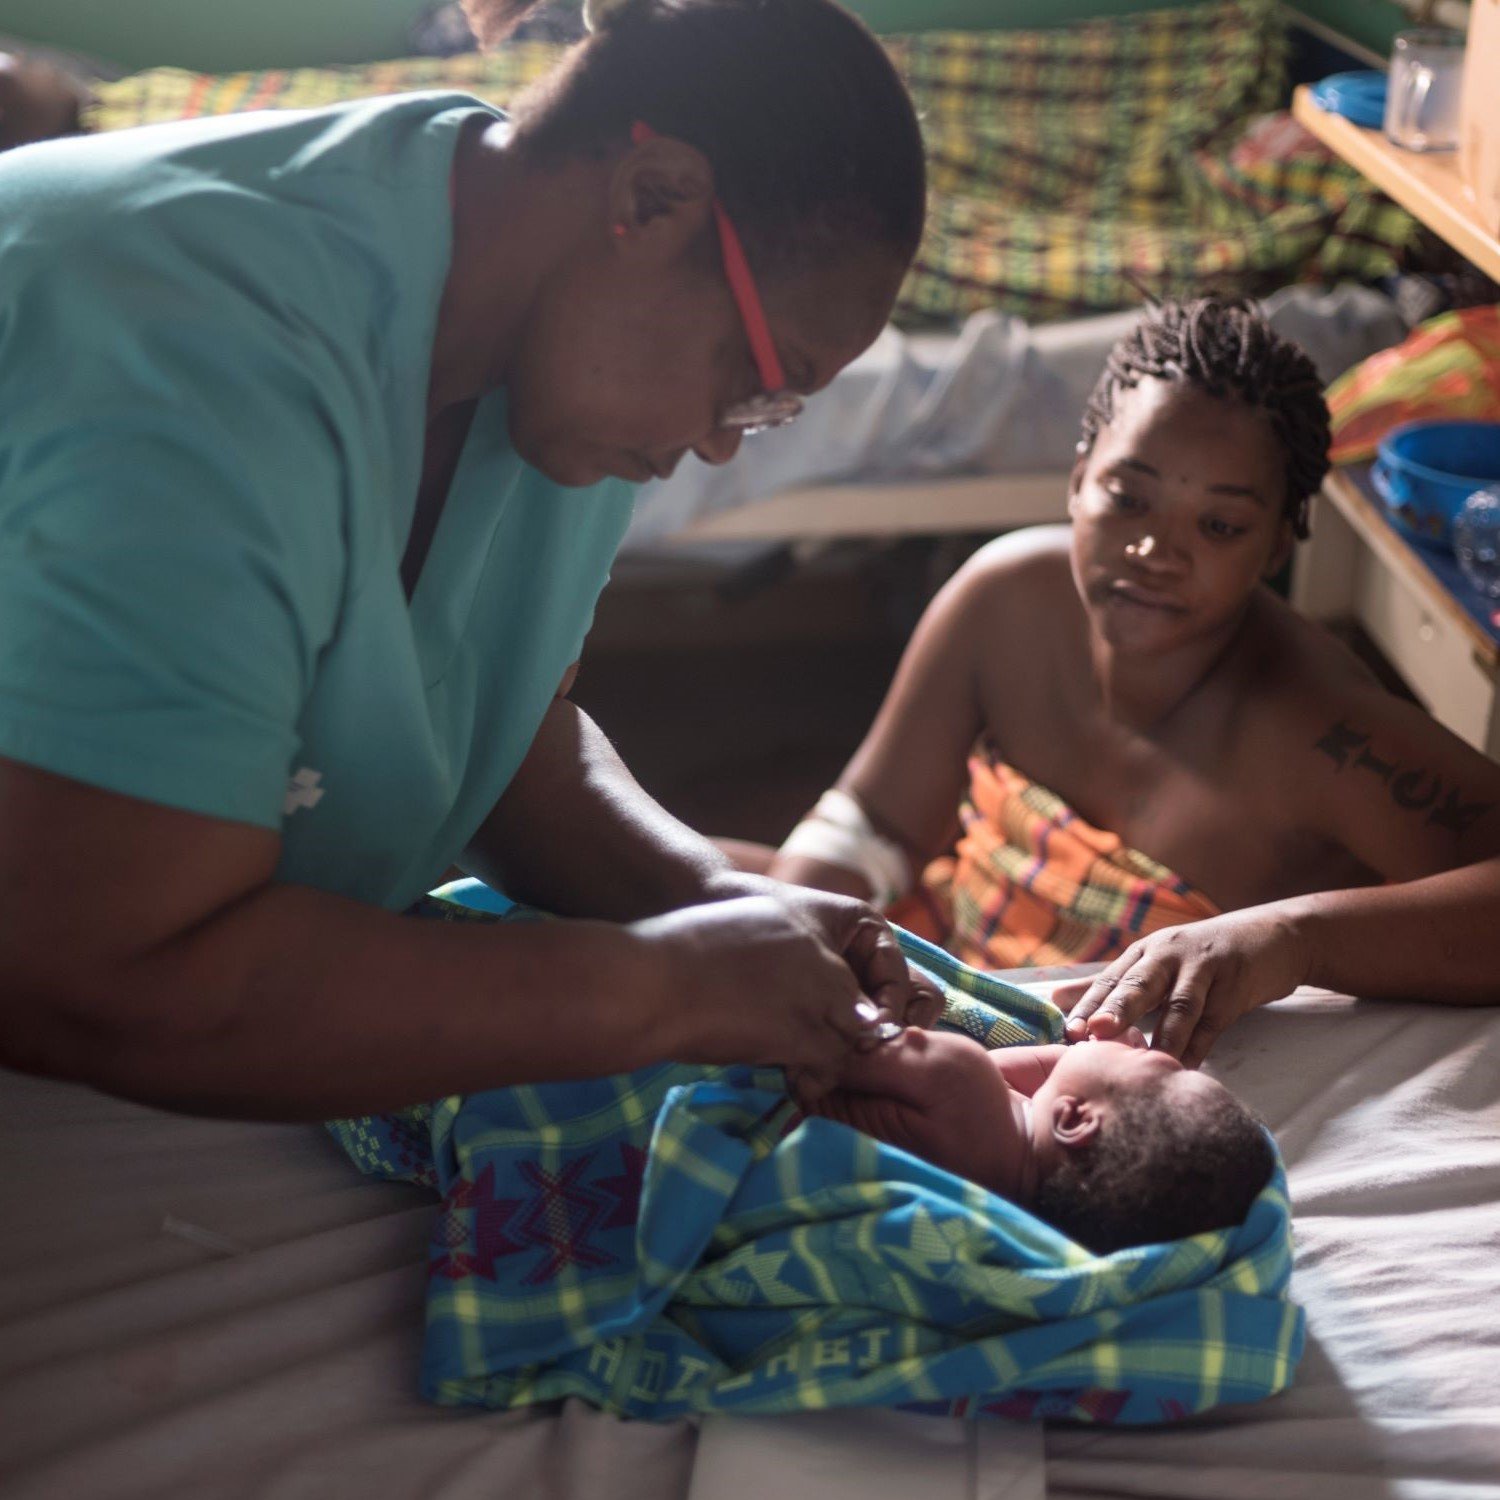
[329,884,1302,1423]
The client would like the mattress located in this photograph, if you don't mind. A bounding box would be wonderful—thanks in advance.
[2,982,1497,1499]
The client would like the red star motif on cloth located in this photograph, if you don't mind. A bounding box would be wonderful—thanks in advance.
[427,1152,634,1286]
[511,1155,618,1285]
[429,1163,526,1281]
[592,1142,648,1231]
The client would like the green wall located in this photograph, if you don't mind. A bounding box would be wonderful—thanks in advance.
[0,0,434,71]
[851,0,1420,51]
[846,0,1204,28]
[0,0,1424,74]
[1282,0,1420,60]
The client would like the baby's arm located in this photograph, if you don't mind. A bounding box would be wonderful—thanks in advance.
[990,1045,1070,1097]
[990,1027,1150,1095]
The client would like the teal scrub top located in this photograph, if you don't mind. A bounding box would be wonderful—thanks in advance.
[0,93,636,911]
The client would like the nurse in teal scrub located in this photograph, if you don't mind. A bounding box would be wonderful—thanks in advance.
[0,0,936,1116]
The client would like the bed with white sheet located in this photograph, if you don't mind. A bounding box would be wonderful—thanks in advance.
[622,285,1408,551]
[3,980,1497,1500]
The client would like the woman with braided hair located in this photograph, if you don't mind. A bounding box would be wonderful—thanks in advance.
[756,298,1500,1065]
[0,0,943,1116]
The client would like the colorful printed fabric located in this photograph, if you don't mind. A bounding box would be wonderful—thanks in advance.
[85,49,566,133]
[83,1,1414,326]
[1326,305,1500,465]
[894,743,1220,971]
[884,0,1416,321]
[328,889,1301,1425]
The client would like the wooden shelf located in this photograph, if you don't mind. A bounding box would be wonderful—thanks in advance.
[1292,84,1500,284]
[1322,468,1499,668]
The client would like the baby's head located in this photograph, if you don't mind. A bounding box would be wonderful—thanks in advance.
[816,1028,1273,1255]
[1029,1041,1275,1254]
[1068,297,1331,654]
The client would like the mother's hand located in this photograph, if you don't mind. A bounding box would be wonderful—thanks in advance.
[1057,906,1312,1067]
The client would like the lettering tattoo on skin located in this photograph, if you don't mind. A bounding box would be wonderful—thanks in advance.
[1314,721,1492,835]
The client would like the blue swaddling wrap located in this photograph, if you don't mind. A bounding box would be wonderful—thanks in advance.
[330,884,1301,1424]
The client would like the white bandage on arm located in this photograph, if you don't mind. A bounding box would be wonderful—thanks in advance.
[776,788,912,908]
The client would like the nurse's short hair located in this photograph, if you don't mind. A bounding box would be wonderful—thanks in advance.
[461,0,926,278]
[1079,297,1332,539]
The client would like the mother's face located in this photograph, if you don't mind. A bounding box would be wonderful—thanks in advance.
[504,206,905,489]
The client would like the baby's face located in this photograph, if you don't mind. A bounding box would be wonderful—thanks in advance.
[1045,1038,1185,1098]
[1032,1039,1237,1168]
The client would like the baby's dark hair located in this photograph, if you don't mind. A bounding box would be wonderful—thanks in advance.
[1079,297,1331,538]
[1032,1082,1275,1255]
[462,0,926,278]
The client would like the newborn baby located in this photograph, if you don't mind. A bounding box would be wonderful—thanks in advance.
[811,1029,1273,1252]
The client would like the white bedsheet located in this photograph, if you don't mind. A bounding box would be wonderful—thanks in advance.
[2,986,1497,1499]
[622,285,1408,551]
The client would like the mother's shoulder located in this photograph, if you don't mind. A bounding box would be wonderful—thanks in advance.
[954,525,1074,608]
[1235,588,1389,741]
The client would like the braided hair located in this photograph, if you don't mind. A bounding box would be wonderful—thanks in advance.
[1079,298,1331,538]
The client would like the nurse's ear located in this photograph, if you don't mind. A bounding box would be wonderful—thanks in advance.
[605,132,716,265]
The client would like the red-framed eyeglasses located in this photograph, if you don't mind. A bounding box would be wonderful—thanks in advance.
[631,122,803,435]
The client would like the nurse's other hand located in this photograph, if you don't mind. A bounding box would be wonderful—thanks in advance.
[632,895,887,1094]
[704,872,944,1031]
[1058,906,1311,1067]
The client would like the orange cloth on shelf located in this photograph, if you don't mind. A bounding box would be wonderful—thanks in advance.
[1325,305,1500,466]
[890,743,1219,972]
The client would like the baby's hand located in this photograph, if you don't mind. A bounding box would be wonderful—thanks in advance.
[807,1030,1012,1189]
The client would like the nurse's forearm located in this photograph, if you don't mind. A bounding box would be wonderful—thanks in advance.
[463,698,744,921]
[1284,858,1500,1003]
[17,886,681,1119]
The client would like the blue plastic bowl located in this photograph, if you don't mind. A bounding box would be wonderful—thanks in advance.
[1372,421,1500,551]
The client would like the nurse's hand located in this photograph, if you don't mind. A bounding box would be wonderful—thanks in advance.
[764,883,944,1030]
[632,895,897,1097]
[702,871,945,1032]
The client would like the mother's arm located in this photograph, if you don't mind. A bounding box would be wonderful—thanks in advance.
[767,536,1037,899]
[1067,684,1500,1062]
[1278,687,1500,1000]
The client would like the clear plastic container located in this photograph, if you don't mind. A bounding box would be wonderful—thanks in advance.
[1453,487,1500,599]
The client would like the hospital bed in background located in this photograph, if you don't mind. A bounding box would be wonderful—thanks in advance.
[3,980,1497,1499]
[620,284,1409,554]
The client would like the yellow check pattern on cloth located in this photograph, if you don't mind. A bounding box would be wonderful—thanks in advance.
[327,886,1303,1424]
[85,0,1414,325]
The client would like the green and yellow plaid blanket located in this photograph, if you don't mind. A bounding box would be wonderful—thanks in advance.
[329,887,1303,1424]
[85,0,1414,325]
[886,0,1417,320]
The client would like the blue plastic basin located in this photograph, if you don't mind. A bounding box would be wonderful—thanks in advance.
[1371,421,1500,551]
